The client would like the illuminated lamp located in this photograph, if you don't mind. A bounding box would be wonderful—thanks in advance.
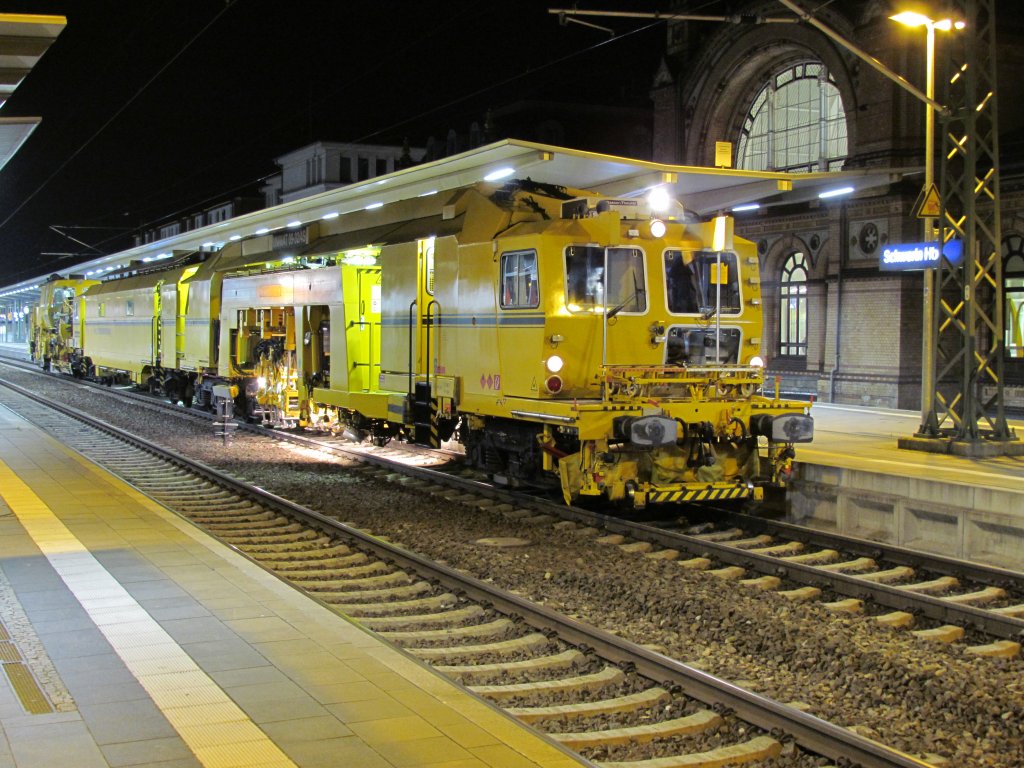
[544,375,563,394]
[545,355,564,373]
[750,355,765,368]
[648,219,667,238]
[484,167,515,182]
[647,186,671,212]
[256,376,267,389]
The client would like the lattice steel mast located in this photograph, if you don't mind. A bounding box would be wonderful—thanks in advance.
[916,0,1018,452]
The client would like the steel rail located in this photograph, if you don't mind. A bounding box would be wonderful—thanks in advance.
[0,376,931,768]
[3,354,1022,641]
[4,353,1022,641]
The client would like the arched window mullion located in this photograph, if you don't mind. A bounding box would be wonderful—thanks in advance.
[737,60,847,173]
[779,252,808,358]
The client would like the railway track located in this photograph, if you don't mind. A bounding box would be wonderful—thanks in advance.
[2,354,1022,650]
[0,376,933,767]
[3,354,1023,651]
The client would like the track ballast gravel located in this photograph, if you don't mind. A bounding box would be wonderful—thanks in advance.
[2,369,1021,767]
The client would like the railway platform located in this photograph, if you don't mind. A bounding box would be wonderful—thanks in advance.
[0,343,27,361]
[0,405,587,768]
[792,404,1024,571]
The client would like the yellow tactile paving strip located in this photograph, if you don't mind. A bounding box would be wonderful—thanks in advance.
[0,459,298,768]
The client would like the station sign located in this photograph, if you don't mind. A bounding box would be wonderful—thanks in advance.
[879,239,963,271]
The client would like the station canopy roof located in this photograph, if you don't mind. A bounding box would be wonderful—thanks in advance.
[0,13,66,173]
[0,139,905,304]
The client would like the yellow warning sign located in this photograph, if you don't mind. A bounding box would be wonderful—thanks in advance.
[916,183,941,219]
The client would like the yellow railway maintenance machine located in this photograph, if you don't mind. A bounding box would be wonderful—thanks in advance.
[19,141,872,508]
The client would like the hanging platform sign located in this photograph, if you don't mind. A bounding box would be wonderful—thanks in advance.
[880,240,963,271]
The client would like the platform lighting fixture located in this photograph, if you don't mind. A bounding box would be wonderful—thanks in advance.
[890,8,963,427]
[733,203,761,212]
[287,220,302,228]
[255,227,270,235]
[202,241,215,248]
[365,202,384,210]
[322,211,339,220]
[818,186,854,199]
[483,167,515,182]
[647,186,671,213]
[229,235,241,241]
[418,189,438,197]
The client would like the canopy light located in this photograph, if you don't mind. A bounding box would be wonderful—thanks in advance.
[255,227,270,235]
[341,248,379,266]
[818,186,854,199]
[287,220,302,228]
[484,167,515,182]
[202,241,215,248]
[418,189,438,197]
[229,234,241,241]
[322,211,339,220]
[365,202,383,210]
[733,203,761,212]
[647,186,671,213]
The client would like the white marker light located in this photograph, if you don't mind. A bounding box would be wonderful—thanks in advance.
[750,355,765,368]
[649,219,667,238]
[546,355,564,373]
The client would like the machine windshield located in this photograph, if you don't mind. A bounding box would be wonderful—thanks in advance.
[565,246,647,314]
[664,250,741,315]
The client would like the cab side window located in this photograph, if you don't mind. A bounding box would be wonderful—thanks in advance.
[500,250,539,309]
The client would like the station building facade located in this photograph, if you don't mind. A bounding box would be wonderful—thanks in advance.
[649,0,1024,409]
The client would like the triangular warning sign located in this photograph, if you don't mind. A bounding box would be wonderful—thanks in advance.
[915,183,941,219]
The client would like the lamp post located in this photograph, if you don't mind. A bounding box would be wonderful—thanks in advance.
[889,10,962,431]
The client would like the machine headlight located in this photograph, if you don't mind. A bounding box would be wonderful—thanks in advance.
[545,355,564,373]
[649,219,667,238]
[750,355,765,368]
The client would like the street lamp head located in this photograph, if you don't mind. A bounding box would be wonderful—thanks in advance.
[890,11,931,27]
[890,11,963,31]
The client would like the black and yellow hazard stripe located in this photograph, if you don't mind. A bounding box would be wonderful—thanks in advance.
[429,397,440,448]
[647,485,752,504]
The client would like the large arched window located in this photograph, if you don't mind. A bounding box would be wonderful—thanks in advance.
[779,252,808,357]
[1004,234,1024,359]
[737,61,847,172]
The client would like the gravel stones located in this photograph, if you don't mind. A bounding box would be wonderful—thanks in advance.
[4,368,1023,767]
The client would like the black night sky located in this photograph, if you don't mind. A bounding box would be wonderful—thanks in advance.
[0,0,665,283]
